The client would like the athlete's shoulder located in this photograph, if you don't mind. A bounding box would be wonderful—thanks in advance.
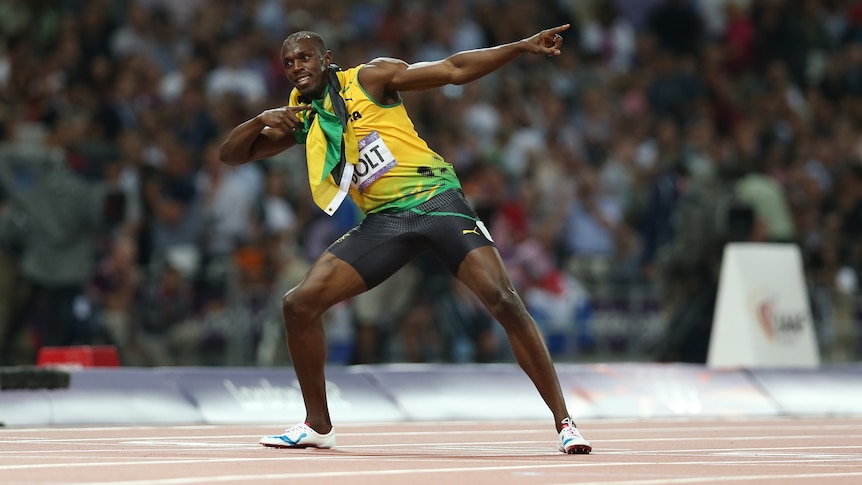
[342,64,365,75]
[358,59,408,103]
[365,57,408,66]
[359,58,408,77]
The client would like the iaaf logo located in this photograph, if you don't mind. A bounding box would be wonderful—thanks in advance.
[748,291,808,342]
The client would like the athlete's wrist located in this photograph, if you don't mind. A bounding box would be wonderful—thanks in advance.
[252,113,268,128]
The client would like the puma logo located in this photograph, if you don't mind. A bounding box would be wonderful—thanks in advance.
[462,222,494,243]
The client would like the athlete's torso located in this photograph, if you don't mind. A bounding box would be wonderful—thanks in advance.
[338,65,461,213]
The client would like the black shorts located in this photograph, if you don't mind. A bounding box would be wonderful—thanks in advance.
[327,189,496,289]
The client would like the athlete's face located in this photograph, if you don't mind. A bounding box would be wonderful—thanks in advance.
[281,37,331,99]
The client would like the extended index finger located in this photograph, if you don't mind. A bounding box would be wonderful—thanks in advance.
[547,24,571,35]
[541,24,570,55]
[289,104,312,112]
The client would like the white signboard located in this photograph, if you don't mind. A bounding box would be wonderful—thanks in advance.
[708,243,820,369]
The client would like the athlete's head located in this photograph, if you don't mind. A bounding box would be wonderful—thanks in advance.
[281,31,332,99]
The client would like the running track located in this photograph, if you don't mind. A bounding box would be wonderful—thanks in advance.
[2,417,861,484]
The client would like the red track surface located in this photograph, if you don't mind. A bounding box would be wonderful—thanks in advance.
[2,417,862,484]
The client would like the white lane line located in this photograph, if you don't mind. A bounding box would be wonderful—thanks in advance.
[571,434,862,444]
[3,421,862,434]
[3,431,862,446]
[0,425,222,432]
[74,467,862,485]
[0,435,269,443]
[7,452,857,466]
[0,448,251,454]
[0,428,554,442]
[0,421,550,432]
[549,471,862,485]
[2,454,861,472]
[599,445,862,454]
[55,464,605,485]
[0,455,377,471]
[2,437,862,456]
[338,437,862,454]
[113,441,257,448]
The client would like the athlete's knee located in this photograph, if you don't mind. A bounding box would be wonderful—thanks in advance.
[281,286,324,329]
[479,284,525,316]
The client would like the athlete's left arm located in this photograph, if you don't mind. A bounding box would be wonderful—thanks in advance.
[362,24,569,94]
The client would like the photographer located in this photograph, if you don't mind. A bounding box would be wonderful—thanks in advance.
[653,159,760,363]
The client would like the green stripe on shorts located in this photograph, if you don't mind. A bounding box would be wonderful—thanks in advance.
[408,207,478,220]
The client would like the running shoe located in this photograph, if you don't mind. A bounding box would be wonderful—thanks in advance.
[558,417,591,454]
[260,422,336,449]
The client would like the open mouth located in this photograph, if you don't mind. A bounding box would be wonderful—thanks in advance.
[294,73,312,88]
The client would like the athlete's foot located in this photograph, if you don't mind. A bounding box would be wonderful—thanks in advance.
[558,417,591,454]
[260,422,336,449]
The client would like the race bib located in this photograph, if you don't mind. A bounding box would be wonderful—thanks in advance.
[353,131,396,192]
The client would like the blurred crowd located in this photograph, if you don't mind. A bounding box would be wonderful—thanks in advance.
[1,0,861,367]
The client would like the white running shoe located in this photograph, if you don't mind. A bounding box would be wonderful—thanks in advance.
[260,423,336,449]
[558,417,591,454]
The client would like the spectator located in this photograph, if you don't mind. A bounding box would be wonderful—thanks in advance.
[258,165,298,242]
[88,235,142,361]
[647,0,705,56]
[0,121,125,363]
[110,2,158,61]
[205,43,267,107]
[169,87,218,153]
[510,215,591,356]
[734,151,798,243]
[562,166,624,291]
[638,160,690,281]
[197,140,256,261]
[350,264,420,364]
[580,0,637,72]
[142,138,204,272]
[135,258,197,366]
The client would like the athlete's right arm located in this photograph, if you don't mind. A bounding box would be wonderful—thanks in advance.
[219,105,310,166]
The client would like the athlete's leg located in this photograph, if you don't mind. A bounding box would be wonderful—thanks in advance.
[282,252,367,433]
[455,246,572,431]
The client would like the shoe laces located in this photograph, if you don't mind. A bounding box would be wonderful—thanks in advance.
[283,423,311,435]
